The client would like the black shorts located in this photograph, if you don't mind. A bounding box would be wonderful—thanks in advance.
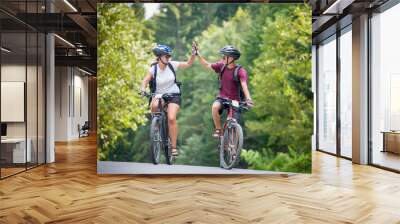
[213,97,230,114]
[213,97,241,120]
[164,95,181,106]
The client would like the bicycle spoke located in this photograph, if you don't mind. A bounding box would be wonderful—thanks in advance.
[223,128,233,165]
[150,118,163,164]
[230,129,236,163]
[225,126,239,166]
[220,120,243,169]
[231,128,238,156]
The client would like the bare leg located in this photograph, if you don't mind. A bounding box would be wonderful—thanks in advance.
[150,98,162,112]
[212,101,222,129]
[167,103,180,149]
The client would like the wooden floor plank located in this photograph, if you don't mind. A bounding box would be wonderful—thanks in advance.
[0,135,399,223]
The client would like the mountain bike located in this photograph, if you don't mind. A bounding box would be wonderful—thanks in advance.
[218,99,249,169]
[141,92,180,165]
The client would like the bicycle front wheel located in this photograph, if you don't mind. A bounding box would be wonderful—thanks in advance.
[164,137,173,165]
[150,116,163,164]
[220,122,243,169]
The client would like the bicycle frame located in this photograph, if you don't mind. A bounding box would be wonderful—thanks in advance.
[141,91,180,164]
[222,106,241,145]
[151,97,166,116]
[222,101,243,127]
[152,97,169,145]
[219,99,248,169]
[227,107,238,120]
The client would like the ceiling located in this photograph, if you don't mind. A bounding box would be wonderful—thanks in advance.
[311,0,390,43]
[0,0,97,74]
[8,0,392,73]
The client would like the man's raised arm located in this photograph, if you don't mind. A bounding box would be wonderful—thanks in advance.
[194,42,213,71]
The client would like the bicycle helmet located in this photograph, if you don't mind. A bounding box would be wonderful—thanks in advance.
[152,44,172,57]
[218,45,241,60]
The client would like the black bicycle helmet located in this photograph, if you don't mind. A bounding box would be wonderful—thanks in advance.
[152,44,173,57]
[218,45,241,60]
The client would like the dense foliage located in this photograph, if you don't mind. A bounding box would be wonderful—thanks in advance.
[97,3,312,173]
[97,4,153,161]
[241,6,312,173]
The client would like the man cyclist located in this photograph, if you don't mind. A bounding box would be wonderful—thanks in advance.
[140,44,196,156]
[196,44,253,137]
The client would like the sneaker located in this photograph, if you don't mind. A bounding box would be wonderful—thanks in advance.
[212,129,222,138]
[171,148,179,156]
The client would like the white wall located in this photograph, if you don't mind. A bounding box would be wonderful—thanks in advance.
[1,65,26,139]
[55,67,89,141]
[1,65,26,125]
[72,72,89,138]
[1,63,46,164]
[1,65,40,137]
[1,65,26,81]
[55,66,69,141]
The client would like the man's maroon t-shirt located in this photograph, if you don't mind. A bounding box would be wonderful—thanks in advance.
[211,62,248,101]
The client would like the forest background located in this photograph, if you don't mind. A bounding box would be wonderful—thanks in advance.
[97,3,312,173]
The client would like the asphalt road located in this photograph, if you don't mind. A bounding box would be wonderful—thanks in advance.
[97,161,292,175]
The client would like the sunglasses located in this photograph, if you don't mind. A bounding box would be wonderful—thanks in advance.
[165,55,171,59]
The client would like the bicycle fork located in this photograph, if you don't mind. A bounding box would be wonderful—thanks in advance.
[162,113,173,157]
[152,114,163,142]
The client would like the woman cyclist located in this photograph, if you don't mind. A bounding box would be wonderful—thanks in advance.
[140,44,196,156]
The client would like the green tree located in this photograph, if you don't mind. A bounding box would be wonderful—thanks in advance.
[241,5,312,173]
[148,3,245,59]
[175,8,253,167]
[97,3,154,160]
[129,3,145,20]
[98,3,313,173]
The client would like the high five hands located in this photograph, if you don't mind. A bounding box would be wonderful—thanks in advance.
[191,41,199,56]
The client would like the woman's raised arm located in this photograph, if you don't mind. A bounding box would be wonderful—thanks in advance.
[177,54,195,69]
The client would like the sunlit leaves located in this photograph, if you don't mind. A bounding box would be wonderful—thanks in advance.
[97,3,154,160]
[243,4,312,172]
[97,4,313,173]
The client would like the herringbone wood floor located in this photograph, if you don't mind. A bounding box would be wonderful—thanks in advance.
[1,135,400,224]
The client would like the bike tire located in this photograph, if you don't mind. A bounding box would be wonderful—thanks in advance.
[150,116,163,164]
[164,137,173,165]
[220,122,243,169]
[161,114,173,165]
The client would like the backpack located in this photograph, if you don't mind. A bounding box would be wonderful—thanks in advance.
[149,62,182,94]
[219,64,245,101]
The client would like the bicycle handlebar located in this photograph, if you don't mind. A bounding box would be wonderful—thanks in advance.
[221,99,251,111]
[139,91,181,99]
[140,91,152,98]
[139,91,250,110]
